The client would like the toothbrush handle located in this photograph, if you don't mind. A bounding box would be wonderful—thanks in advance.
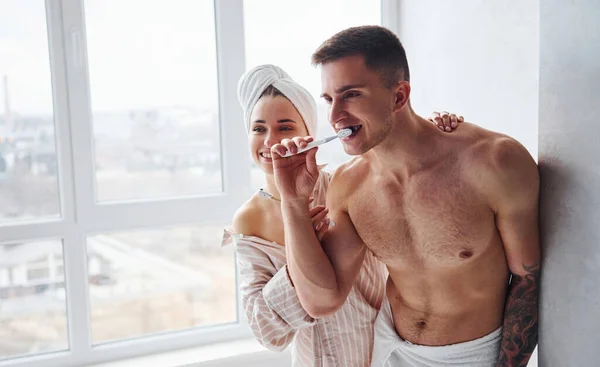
[282,139,324,157]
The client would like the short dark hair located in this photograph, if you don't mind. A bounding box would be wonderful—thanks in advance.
[311,25,410,88]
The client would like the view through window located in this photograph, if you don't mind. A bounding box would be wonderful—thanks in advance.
[85,0,223,202]
[87,224,235,344]
[83,0,236,346]
[0,1,60,223]
[0,1,65,360]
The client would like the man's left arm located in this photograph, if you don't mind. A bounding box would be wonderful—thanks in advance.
[488,138,540,367]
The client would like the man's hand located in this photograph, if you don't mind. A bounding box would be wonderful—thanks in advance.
[271,136,319,201]
[428,111,464,131]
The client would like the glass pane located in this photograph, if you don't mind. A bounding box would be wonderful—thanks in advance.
[85,0,222,202]
[88,223,236,344]
[0,240,68,360]
[0,1,60,222]
[244,0,381,172]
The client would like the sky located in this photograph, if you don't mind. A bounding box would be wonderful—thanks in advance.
[0,0,53,115]
[0,0,380,116]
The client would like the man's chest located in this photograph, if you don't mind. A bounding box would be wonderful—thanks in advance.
[348,170,496,264]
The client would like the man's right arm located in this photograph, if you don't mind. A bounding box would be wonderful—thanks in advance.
[281,169,367,318]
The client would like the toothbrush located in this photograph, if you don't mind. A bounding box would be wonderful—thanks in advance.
[282,128,352,157]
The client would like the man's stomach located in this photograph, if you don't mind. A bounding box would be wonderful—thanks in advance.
[385,263,509,346]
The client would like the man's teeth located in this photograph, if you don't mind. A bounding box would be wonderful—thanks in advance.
[348,125,362,134]
[261,152,272,158]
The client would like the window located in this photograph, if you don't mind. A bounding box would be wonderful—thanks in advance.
[0,1,60,223]
[87,224,235,344]
[244,0,382,190]
[0,1,392,366]
[0,241,68,360]
[84,0,222,202]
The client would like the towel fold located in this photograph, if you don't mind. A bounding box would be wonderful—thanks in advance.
[237,64,317,137]
[371,296,502,367]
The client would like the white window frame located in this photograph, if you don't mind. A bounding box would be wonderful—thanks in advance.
[0,1,399,366]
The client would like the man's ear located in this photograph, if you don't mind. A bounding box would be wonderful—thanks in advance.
[392,81,411,113]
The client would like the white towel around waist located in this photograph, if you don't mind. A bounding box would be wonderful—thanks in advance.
[371,296,502,367]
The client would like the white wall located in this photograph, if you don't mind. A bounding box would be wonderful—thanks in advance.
[398,0,539,158]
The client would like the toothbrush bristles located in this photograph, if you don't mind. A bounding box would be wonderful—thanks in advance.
[338,128,352,138]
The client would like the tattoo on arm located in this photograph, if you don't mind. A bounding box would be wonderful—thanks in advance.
[497,262,540,367]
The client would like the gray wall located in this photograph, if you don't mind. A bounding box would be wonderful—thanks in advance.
[538,0,600,366]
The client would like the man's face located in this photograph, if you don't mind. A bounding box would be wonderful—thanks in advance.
[320,55,397,155]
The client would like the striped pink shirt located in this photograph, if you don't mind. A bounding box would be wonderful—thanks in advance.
[222,171,387,366]
[222,230,386,366]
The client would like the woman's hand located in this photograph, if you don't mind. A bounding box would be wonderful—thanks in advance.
[309,205,334,241]
[271,136,319,202]
[428,111,464,132]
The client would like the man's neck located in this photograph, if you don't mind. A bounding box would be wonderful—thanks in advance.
[368,110,443,180]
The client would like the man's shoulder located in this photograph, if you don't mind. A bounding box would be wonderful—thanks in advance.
[459,127,539,207]
[464,129,535,176]
[325,156,369,209]
[330,157,369,190]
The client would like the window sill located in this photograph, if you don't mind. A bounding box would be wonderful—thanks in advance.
[85,338,291,367]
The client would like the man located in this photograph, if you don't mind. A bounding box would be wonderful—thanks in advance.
[270,26,539,367]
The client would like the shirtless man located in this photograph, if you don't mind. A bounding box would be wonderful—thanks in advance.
[270,26,539,366]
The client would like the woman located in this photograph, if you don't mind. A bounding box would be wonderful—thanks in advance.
[222,64,462,367]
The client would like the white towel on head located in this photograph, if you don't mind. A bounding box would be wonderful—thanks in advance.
[237,64,318,137]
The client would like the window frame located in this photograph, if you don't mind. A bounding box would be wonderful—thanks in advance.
[0,1,398,366]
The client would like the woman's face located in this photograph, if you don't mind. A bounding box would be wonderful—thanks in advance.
[248,95,309,174]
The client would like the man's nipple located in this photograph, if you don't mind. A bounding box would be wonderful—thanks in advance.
[459,250,473,259]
